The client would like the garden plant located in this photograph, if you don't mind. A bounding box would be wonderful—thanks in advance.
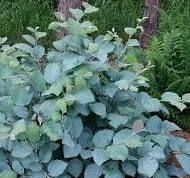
[0,3,190,178]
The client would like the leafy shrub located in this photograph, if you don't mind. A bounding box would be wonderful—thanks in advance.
[0,3,190,178]
[145,1,190,128]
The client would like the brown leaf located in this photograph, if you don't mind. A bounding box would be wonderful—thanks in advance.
[132,119,144,132]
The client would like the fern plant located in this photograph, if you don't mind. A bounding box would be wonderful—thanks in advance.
[145,2,190,128]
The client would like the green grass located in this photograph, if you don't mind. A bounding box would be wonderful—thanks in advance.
[0,0,55,45]
[88,0,144,35]
[1,0,189,42]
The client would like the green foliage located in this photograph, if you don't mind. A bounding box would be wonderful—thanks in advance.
[87,0,144,36]
[87,0,186,37]
[0,0,54,45]
[0,3,190,178]
[145,1,190,128]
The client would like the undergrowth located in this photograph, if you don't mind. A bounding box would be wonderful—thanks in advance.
[145,0,190,128]
[87,0,144,36]
[0,0,54,46]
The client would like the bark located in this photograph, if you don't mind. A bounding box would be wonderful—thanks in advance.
[58,0,82,20]
[139,0,160,48]
[56,0,82,38]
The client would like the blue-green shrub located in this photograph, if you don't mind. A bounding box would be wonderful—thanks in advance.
[0,3,190,178]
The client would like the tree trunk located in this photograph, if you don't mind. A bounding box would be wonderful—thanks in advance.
[139,0,160,48]
[56,0,82,38]
[58,0,82,20]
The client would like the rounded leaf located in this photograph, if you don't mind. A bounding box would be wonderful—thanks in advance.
[93,129,114,148]
[106,144,128,161]
[68,159,83,177]
[48,160,68,177]
[44,63,61,84]
[26,122,40,142]
[84,164,102,178]
[138,156,158,177]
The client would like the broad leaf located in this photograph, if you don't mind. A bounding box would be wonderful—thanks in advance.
[146,116,162,134]
[80,149,92,159]
[64,144,81,158]
[92,149,109,165]
[75,89,95,104]
[106,144,128,161]
[31,71,46,92]
[90,102,106,118]
[11,143,33,158]
[113,129,142,148]
[162,120,181,132]
[48,160,68,177]
[10,119,26,139]
[122,161,136,177]
[84,164,102,178]
[132,119,144,132]
[22,34,36,46]
[151,134,169,148]
[83,2,99,14]
[182,93,190,103]
[10,86,32,106]
[0,37,7,45]
[138,92,161,112]
[56,98,67,114]
[64,116,83,138]
[161,92,186,111]
[42,82,63,96]
[0,124,11,139]
[103,161,123,178]
[62,130,75,147]
[44,63,61,84]
[39,144,52,163]
[93,129,114,148]
[181,142,190,155]
[107,113,128,129]
[68,159,83,177]
[124,27,136,35]
[42,121,63,141]
[127,39,140,47]
[169,136,185,152]
[31,45,45,59]
[26,122,40,142]
[138,156,158,177]
[69,9,84,21]
[13,106,28,118]
[176,154,190,175]
[148,145,166,160]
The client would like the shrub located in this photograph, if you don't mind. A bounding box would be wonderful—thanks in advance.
[0,3,190,178]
